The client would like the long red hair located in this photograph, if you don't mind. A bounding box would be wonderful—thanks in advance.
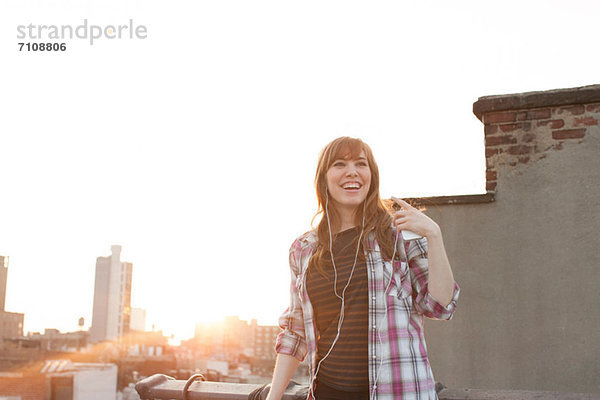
[309,137,396,276]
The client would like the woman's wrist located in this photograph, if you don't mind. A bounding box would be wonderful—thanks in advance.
[424,223,442,239]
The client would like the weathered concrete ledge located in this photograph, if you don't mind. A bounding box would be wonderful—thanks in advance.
[473,84,600,121]
[401,192,495,207]
[135,374,600,399]
[439,388,600,400]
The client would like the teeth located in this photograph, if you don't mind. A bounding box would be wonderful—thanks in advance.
[343,183,361,189]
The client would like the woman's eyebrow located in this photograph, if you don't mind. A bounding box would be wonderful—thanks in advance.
[334,156,367,162]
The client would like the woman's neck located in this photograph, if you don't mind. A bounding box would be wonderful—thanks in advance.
[337,206,358,233]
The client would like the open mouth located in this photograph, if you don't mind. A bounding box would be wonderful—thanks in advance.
[341,182,362,191]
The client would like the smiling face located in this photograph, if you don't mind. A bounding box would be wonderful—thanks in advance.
[325,150,372,215]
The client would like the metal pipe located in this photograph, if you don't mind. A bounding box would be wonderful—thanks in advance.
[135,374,309,400]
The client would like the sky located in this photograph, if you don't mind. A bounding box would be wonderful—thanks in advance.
[1,0,599,342]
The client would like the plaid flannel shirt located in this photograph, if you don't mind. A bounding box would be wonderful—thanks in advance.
[275,228,460,400]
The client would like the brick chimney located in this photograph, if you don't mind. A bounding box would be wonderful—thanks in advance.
[473,85,600,191]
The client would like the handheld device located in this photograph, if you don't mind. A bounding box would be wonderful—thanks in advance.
[391,196,423,241]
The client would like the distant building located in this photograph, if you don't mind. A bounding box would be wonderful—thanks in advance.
[0,311,24,339]
[197,359,229,376]
[123,329,168,357]
[90,245,133,343]
[27,328,88,352]
[0,255,7,311]
[0,360,117,400]
[252,322,280,360]
[0,255,24,340]
[130,307,146,332]
[191,317,280,361]
[186,317,286,379]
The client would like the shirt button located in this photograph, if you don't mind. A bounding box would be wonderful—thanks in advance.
[372,355,376,359]
[372,296,376,300]
[372,325,376,330]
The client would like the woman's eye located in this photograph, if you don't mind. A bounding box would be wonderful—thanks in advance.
[333,162,345,167]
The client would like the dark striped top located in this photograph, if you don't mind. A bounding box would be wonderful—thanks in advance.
[306,226,369,391]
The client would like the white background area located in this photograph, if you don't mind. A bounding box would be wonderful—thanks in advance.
[1,0,599,342]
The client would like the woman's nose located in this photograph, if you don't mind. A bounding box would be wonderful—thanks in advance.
[346,167,358,177]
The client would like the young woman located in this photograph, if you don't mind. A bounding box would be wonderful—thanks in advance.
[267,137,460,400]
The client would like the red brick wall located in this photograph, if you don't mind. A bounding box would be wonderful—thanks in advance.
[482,102,600,191]
[0,374,47,400]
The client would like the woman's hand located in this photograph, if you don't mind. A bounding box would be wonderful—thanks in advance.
[392,198,441,239]
[393,197,456,307]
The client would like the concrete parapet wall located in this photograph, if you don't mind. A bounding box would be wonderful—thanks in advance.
[421,85,600,394]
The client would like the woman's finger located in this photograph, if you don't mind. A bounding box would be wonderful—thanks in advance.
[394,215,408,224]
[391,197,413,209]
[394,210,407,218]
[396,222,410,230]
[394,216,410,225]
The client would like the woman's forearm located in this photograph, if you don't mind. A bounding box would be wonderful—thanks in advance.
[425,228,455,306]
[265,353,301,400]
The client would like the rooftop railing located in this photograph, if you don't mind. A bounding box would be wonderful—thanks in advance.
[135,374,600,400]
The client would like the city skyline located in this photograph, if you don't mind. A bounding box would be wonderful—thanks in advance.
[1,247,277,343]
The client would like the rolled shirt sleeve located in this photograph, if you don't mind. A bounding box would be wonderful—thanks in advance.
[275,240,308,361]
[406,237,460,320]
